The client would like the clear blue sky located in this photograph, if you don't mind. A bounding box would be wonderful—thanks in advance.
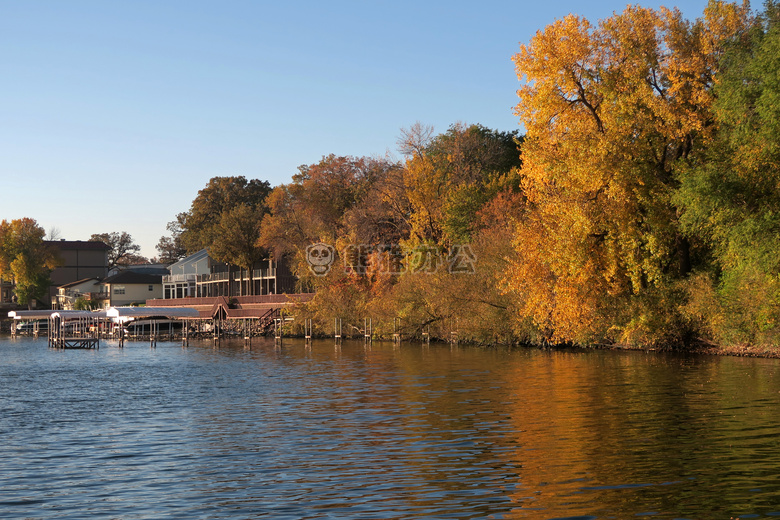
[1,0,714,258]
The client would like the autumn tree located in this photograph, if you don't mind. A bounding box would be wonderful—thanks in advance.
[209,203,267,295]
[396,121,435,159]
[401,123,522,247]
[0,218,61,308]
[259,155,403,265]
[89,232,143,270]
[676,1,780,345]
[506,2,750,346]
[379,186,530,345]
[349,123,526,343]
[179,176,272,253]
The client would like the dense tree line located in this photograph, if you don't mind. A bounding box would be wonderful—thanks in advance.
[0,0,758,349]
[238,0,777,350]
[4,0,776,349]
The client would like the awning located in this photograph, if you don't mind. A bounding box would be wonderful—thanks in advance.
[105,306,200,319]
[8,310,107,320]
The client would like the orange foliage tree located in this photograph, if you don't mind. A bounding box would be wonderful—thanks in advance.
[506,2,750,345]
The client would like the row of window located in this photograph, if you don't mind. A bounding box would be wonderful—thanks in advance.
[113,285,155,295]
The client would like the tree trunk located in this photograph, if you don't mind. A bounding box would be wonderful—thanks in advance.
[676,234,691,277]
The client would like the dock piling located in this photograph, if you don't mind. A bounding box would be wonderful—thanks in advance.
[304,318,313,344]
[363,317,372,343]
[334,317,342,345]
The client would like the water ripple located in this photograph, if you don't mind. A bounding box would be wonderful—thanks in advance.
[2,337,780,518]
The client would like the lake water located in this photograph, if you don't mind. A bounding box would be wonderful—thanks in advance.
[2,335,780,519]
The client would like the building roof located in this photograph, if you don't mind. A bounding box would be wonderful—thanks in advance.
[101,271,162,285]
[106,306,200,319]
[59,277,101,289]
[109,264,170,276]
[9,308,197,320]
[46,240,110,251]
[9,309,108,319]
[168,248,210,271]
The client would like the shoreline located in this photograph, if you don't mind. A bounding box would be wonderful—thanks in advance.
[582,341,780,359]
[2,324,779,359]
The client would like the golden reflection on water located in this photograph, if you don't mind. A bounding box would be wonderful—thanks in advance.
[171,339,780,518]
[494,350,780,518]
[5,335,780,519]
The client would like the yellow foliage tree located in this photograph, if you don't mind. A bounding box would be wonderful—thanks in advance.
[507,2,750,345]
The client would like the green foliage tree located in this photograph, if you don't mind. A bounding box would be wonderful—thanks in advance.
[0,218,61,308]
[179,176,272,253]
[676,1,780,345]
[73,296,100,310]
[401,123,522,247]
[209,203,267,295]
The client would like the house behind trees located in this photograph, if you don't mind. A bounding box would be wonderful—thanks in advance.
[161,249,296,300]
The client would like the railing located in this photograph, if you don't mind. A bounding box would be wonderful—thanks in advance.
[163,273,198,283]
[60,290,108,300]
[252,268,276,279]
[197,272,231,282]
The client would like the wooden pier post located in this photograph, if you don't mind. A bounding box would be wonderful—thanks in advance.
[422,323,430,346]
[334,317,342,345]
[243,318,251,348]
[212,317,220,346]
[304,318,312,344]
[150,319,157,348]
[449,318,458,346]
[364,317,372,343]
[182,318,189,347]
[274,317,283,344]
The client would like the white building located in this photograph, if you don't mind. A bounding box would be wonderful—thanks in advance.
[98,271,163,307]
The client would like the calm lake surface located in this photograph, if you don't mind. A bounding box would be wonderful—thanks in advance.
[2,335,780,519]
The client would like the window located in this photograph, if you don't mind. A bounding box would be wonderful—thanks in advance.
[148,285,154,291]
[114,287,125,295]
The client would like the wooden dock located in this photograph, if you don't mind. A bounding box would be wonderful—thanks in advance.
[9,307,202,349]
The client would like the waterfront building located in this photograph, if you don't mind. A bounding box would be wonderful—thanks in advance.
[0,276,14,309]
[55,278,102,310]
[162,249,296,299]
[97,271,163,307]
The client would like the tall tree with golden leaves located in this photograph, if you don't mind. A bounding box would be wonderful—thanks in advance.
[507,2,750,345]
